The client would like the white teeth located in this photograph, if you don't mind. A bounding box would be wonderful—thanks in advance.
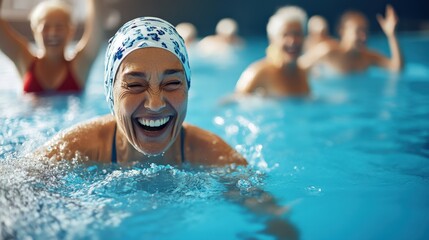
[46,39,60,45]
[138,117,170,127]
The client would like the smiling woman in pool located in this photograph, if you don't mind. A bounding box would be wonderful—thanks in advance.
[39,17,246,166]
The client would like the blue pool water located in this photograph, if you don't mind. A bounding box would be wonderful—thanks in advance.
[1,33,429,239]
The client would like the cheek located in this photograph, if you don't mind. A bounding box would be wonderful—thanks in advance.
[113,88,141,116]
[114,90,141,137]
[270,39,283,52]
[169,89,188,115]
[296,35,304,44]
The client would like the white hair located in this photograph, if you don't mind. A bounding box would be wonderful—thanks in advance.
[176,22,197,41]
[266,6,307,40]
[216,18,238,37]
[307,15,328,34]
[29,0,72,31]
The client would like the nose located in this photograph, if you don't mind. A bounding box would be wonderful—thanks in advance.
[46,26,56,36]
[285,33,302,46]
[144,91,166,112]
[44,27,58,39]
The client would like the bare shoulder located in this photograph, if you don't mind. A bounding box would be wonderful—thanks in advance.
[236,58,271,93]
[63,115,115,141]
[37,115,116,162]
[299,41,338,70]
[247,58,272,73]
[310,41,337,57]
[183,123,247,166]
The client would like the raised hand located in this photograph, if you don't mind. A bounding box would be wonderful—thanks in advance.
[377,4,398,37]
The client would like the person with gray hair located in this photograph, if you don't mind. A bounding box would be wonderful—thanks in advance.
[197,18,243,58]
[303,15,337,52]
[176,22,198,47]
[0,0,105,93]
[235,6,310,97]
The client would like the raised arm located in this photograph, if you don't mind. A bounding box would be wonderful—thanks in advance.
[72,0,106,85]
[298,41,333,71]
[375,4,403,72]
[0,0,34,77]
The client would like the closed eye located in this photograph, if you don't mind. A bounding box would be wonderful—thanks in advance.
[163,80,183,91]
[127,83,143,88]
[124,82,148,92]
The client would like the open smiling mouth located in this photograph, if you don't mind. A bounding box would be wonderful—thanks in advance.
[136,116,171,132]
[45,38,62,47]
[284,46,300,55]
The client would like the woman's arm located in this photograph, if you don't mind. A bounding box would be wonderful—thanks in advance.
[222,174,299,239]
[374,4,403,72]
[72,0,106,85]
[298,41,333,71]
[0,0,34,77]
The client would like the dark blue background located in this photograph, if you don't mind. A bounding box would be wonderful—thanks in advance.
[111,0,429,37]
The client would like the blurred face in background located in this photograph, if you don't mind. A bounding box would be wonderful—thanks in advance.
[339,13,368,50]
[32,9,73,55]
[272,21,304,62]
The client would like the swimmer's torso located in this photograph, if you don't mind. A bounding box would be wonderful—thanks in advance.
[242,59,309,97]
[322,48,378,74]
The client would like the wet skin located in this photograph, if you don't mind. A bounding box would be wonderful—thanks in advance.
[114,48,188,156]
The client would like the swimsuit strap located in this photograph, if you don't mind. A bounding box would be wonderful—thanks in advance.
[111,124,117,163]
[180,126,186,163]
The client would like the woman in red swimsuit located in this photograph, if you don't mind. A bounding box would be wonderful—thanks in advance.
[0,0,106,93]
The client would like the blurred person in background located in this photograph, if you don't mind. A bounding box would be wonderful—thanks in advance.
[235,6,310,97]
[0,0,106,94]
[197,18,244,57]
[303,15,337,52]
[299,5,403,74]
[176,22,198,48]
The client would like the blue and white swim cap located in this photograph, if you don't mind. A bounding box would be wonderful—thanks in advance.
[104,17,191,113]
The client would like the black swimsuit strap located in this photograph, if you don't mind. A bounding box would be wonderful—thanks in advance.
[180,127,186,163]
[111,124,117,163]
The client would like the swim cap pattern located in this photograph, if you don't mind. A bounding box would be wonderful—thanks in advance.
[104,17,191,113]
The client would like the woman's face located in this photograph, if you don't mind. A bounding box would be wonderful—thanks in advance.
[33,10,72,53]
[272,21,304,61]
[113,48,188,155]
[340,15,368,49]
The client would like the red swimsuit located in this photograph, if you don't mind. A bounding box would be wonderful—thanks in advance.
[23,60,82,93]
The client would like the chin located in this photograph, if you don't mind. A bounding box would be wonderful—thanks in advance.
[134,142,170,157]
[283,54,298,62]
